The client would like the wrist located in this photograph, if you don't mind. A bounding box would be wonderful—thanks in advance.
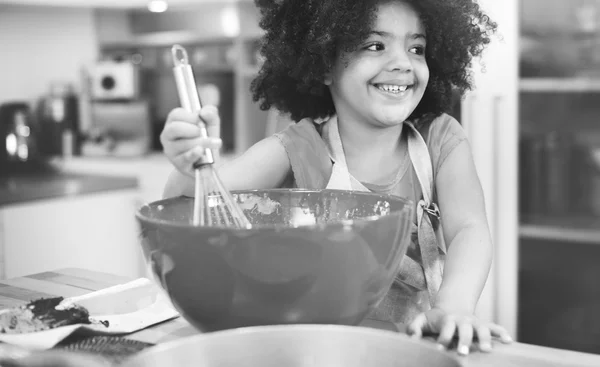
[433,292,477,314]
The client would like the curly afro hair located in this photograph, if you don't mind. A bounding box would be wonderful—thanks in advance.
[250,0,497,125]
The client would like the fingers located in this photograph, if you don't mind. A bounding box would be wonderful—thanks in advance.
[199,105,220,139]
[410,307,512,356]
[177,146,208,164]
[407,313,428,339]
[476,325,493,352]
[456,322,474,356]
[161,103,221,149]
[436,318,456,349]
[170,148,204,177]
[435,320,474,356]
[161,121,204,142]
[198,105,220,127]
[165,106,220,131]
[163,136,222,158]
[161,107,223,176]
[489,323,513,344]
[443,322,511,356]
[170,140,222,173]
[166,105,219,123]
[166,107,200,125]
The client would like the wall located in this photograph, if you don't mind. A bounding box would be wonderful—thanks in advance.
[128,2,262,40]
[0,5,98,106]
[94,2,263,48]
[94,8,132,45]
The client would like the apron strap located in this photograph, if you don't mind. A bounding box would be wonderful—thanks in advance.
[405,122,434,205]
[322,116,364,191]
[394,254,427,290]
[404,121,444,304]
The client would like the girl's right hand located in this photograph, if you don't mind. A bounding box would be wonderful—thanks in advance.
[160,106,223,177]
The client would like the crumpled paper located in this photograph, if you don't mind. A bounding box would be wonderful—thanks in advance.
[0,278,180,350]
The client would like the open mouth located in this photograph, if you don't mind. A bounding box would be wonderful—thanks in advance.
[374,84,413,94]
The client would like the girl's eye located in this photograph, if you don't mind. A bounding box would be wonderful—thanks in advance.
[366,42,385,51]
[409,46,426,55]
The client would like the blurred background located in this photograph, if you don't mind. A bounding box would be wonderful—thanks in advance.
[0,0,600,358]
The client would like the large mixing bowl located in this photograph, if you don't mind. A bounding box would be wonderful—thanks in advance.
[136,189,414,332]
[123,325,462,367]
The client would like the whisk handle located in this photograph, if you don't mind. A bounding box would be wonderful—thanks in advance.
[172,44,214,167]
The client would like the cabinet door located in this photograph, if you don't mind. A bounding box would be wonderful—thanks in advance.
[518,0,600,354]
[461,0,519,338]
[58,156,171,203]
[1,190,145,279]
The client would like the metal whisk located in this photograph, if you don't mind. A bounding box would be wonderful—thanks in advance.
[171,44,252,228]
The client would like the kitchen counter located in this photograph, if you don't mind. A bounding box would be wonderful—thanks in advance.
[0,167,138,207]
[1,268,600,367]
[56,152,240,205]
[0,163,143,280]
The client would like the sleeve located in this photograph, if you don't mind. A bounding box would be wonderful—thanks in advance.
[423,114,468,181]
[273,119,332,189]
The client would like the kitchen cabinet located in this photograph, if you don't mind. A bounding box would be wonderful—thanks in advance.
[0,189,145,280]
[466,0,600,354]
[516,0,600,355]
[519,1,600,241]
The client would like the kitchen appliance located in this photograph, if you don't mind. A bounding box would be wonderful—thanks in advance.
[82,100,153,157]
[0,102,52,173]
[36,83,80,157]
[89,61,140,101]
[123,325,461,367]
[0,102,35,163]
[136,189,413,332]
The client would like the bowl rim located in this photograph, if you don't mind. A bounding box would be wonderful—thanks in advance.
[135,188,415,231]
[125,324,461,366]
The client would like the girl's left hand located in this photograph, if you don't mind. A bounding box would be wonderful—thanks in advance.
[406,308,513,356]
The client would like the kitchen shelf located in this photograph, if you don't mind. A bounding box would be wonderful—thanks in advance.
[151,65,235,75]
[520,215,600,244]
[520,78,600,93]
[100,32,237,50]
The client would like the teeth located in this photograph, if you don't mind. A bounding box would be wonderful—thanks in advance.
[377,84,409,93]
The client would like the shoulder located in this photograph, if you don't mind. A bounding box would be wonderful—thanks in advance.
[274,118,322,145]
[423,113,466,145]
[417,113,468,176]
[272,118,332,189]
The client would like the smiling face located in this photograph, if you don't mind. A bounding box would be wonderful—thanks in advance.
[326,0,428,128]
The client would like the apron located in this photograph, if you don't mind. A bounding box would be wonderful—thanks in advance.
[321,116,446,321]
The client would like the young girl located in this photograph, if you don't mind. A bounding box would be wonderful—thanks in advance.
[161,0,512,356]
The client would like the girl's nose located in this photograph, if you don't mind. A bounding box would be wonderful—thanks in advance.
[386,49,412,72]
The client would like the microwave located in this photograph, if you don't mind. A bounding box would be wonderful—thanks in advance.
[89,61,140,101]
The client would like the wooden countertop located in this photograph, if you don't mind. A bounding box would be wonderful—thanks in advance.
[1,268,599,367]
